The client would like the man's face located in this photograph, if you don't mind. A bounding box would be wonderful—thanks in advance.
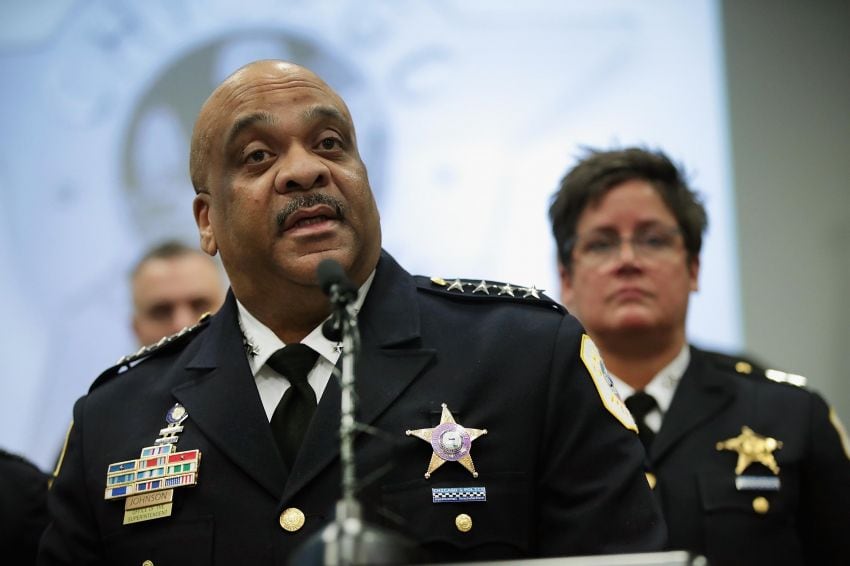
[559,179,699,341]
[132,254,226,345]
[192,62,381,298]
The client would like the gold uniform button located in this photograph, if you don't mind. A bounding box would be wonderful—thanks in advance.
[645,472,657,489]
[455,513,472,533]
[279,507,306,532]
[752,496,769,514]
[142,561,154,566]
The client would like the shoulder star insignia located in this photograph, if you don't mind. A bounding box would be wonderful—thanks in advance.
[472,280,491,294]
[446,279,467,292]
[498,283,515,297]
[522,285,542,299]
[716,426,783,475]
[406,403,488,479]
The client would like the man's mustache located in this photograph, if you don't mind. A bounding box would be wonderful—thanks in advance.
[276,193,346,231]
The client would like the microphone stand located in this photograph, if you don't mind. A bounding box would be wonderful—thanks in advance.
[292,275,417,566]
[329,286,362,563]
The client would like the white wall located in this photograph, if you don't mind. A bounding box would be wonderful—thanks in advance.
[723,0,850,422]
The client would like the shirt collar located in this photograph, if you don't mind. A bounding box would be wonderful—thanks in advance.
[236,269,376,376]
[609,343,690,414]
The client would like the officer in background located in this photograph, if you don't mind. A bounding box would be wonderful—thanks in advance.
[38,61,664,564]
[549,146,850,565]
[131,240,227,346]
[1,448,49,565]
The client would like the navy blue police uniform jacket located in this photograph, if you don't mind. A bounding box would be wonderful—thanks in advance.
[38,251,664,565]
[651,347,850,565]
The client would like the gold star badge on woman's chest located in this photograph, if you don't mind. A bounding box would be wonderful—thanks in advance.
[406,404,488,479]
[716,426,783,475]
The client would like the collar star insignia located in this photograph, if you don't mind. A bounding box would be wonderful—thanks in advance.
[334,342,343,354]
[522,285,542,299]
[406,403,488,479]
[716,426,783,475]
[242,337,258,359]
[472,280,491,294]
[446,279,467,292]
[239,323,259,359]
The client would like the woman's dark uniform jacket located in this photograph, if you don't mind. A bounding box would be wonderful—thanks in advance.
[38,252,664,565]
[651,347,850,565]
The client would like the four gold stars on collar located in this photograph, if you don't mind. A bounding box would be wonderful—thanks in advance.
[406,403,488,479]
[431,277,541,299]
[716,426,783,475]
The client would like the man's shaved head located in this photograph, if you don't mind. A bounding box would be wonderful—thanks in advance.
[189,60,353,194]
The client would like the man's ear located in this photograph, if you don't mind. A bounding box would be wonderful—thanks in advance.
[193,193,218,256]
[688,255,700,292]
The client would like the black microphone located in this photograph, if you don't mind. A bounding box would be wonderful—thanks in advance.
[317,259,358,303]
[321,317,342,342]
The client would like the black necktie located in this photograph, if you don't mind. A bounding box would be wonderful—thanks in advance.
[267,344,320,468]
[625,391,658,450]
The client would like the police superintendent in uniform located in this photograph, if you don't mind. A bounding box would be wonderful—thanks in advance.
[549,146,850,565]
[38,61,664,565]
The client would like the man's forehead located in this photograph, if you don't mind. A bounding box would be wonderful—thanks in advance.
[204,75,350,139]
[211,62,344,114]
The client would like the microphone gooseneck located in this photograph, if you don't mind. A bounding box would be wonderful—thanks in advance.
[291,259,418,565]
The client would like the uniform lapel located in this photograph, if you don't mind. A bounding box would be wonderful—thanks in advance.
[173,292,287,499]
[651,347,736,464]
[281,252,435,504]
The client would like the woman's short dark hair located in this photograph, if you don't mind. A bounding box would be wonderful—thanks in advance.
[549,147,708,269]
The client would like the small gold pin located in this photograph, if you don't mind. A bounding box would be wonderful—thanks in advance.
[735,361,752,374]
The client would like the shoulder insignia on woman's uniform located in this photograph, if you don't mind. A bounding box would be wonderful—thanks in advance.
[416,276,565,313]
[708,351,807,388]
[762,368,808,388]
[731,359,808,388]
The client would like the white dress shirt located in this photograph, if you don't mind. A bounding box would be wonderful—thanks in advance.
[236,271,375,421]
[609,343,690,433]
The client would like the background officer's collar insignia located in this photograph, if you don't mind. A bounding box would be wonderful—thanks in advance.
[716,426,783,475]
[406,403,488,479]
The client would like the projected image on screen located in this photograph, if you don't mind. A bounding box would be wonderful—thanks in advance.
[0,0,737,469]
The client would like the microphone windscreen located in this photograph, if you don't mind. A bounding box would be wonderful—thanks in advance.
[317,259,356,296]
